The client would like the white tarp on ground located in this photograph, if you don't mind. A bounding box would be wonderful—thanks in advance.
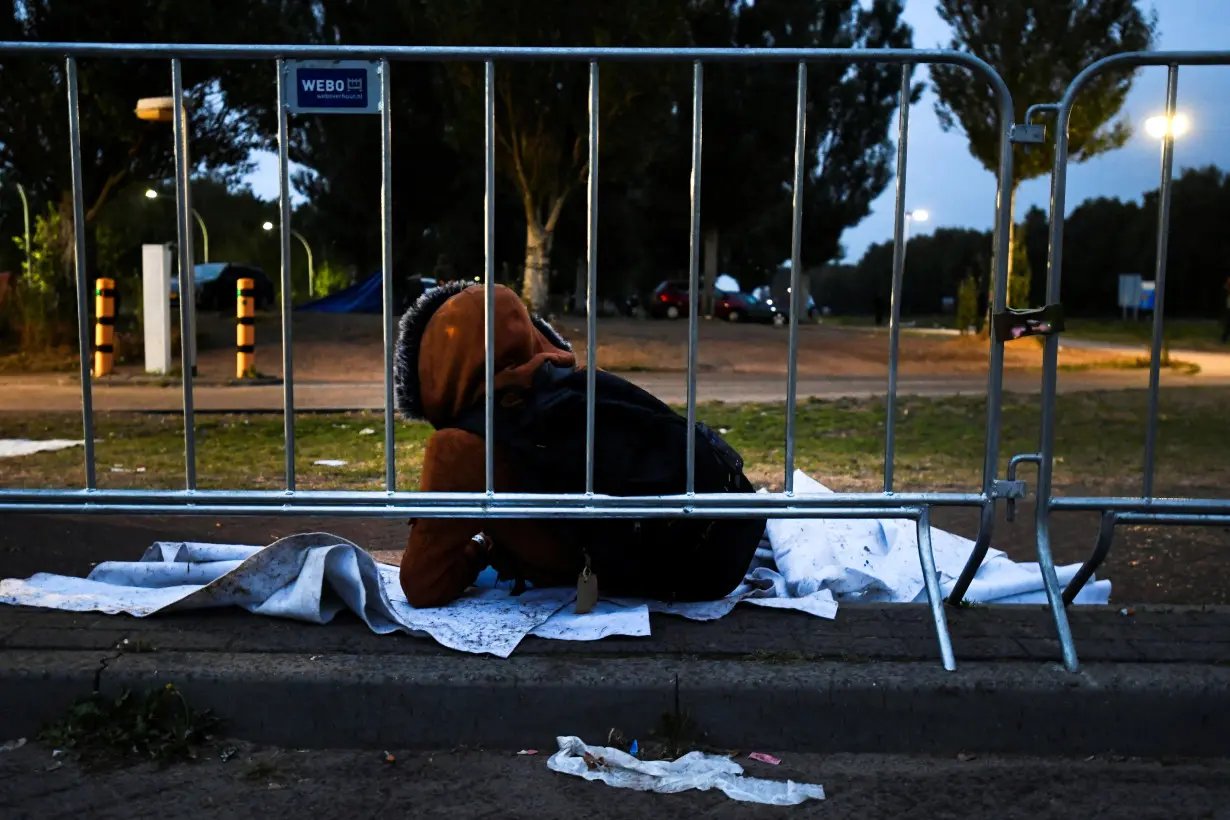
[0,472,1109,657]
[0,439,82,458]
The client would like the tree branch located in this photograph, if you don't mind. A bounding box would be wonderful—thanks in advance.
[84,168,129,223]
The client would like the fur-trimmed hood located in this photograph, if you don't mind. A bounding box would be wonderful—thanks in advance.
[395,283,574,427]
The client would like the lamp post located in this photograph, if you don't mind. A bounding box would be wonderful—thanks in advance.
[3,182,31,275]
[263,220,314,298]
[144,189,209,263]
[1141,110,1188,363]
[902,208,929,270]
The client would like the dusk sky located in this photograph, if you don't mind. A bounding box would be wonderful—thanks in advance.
[245,0,1230,264]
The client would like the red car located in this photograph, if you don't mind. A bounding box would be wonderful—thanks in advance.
[649,280,759,322]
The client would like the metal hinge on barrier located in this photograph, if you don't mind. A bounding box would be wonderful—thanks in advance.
[993,303,1065,342]
[992,479,1027,501]
[1010,124,1046,145]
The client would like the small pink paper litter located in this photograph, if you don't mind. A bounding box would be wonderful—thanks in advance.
[748,752,780,765]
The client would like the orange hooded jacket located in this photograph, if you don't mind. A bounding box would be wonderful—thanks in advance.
[395,283,579,607]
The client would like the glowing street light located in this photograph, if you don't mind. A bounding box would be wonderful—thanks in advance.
[1145,113,1189,140]
[144,188,209,263]
[907,208,929,223]
[263,221,315,297]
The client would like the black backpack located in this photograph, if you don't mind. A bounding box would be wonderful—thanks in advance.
[446,362,765,602]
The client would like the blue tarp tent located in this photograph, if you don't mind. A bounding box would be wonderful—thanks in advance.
[298,271,383,313]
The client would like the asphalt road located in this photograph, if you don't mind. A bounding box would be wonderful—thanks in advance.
[3,740,1228,820]
[0,367,1221,411]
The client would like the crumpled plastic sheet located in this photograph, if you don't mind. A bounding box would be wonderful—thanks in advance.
[545,736,824,806]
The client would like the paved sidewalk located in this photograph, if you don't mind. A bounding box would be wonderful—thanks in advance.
[5,742,1230,819]
[4,603,1230,757]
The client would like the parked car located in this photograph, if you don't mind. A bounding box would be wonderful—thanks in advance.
[171,263,275,312]
[751,286,819,320]
[649,280,796,324]
[648,280,695,319]
[719,290,785,325]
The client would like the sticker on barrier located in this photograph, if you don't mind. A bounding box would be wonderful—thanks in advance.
[285,60,382,115]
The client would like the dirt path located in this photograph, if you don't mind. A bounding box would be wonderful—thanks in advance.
[139,313,1125,383]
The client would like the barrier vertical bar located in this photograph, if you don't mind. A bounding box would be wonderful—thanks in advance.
[584,60,600,495]
[171,58,198,490]
[884,64,911,493]
[276,59,296,492]
[917,506,956,671]
[685,60,703,495]
[65,57,96,490]
[949,65,1015,606]
[1143,65,1179,500]
[784,61,807,494]
[1037,91,1079,673]
[380,59,396,492]
[484,60,496,496]
[93,277,115,377]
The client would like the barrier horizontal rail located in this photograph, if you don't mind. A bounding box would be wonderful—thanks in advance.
[0,42,1005,71]
[0,489,986,510]
[0,502,926,521]
[0,42,1023,675]
[1032,49,1230,672]
[1050,497,1230,514]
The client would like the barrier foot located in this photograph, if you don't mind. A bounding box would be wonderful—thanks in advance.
[1062,512,1116,607]
[1037,517,1080,671]
[916,506,956,672]
[946,502,994,606]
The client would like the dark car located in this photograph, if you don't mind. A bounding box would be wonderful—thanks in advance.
[648,280,696,319]
[649,280,761,322]
[171,263,276,312]
[718,290,785,325]
[751,285,819,321]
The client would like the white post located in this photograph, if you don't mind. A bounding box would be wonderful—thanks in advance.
[142,243,173,374]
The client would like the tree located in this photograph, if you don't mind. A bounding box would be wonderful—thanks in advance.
[643,0,915,312]
[287,2,465,280]
[0,0,279,345]
[427,0,689,312]
[930,0,1156,311]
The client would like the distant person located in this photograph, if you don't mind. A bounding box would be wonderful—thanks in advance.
[873,293,885,326]
[394,283,763,608]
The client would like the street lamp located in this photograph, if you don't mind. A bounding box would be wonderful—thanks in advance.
[144,189,209,263]
[263,221,314,297]
[2,182,31,275]
[1145,113,1189,140]
[903,208,929,268]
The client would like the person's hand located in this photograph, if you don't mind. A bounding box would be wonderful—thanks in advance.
[467,533,493,563]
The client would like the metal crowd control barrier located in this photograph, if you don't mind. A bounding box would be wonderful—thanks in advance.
[1025,51,1230,672]
[0,43,1024,673]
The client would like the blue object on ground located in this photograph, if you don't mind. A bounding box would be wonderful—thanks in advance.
[299,271,382,314]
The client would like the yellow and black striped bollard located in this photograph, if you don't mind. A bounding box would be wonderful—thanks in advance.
[93,277,115,377]
[236,277,256,378]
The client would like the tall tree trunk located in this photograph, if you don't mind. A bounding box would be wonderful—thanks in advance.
[573,258,586,316]
[985,183,1020,331]
[1006,185,1033,310]
[702,227,719,317]
[523,221,552,314]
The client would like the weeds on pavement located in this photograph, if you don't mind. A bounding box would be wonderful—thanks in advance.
[39,683,221,767]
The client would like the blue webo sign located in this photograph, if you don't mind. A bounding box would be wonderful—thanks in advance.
[284,61,382,115]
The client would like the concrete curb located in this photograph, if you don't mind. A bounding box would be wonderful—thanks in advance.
[6,650,1230,757]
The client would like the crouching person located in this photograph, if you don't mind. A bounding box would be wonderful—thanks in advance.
[395,283,764,608]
